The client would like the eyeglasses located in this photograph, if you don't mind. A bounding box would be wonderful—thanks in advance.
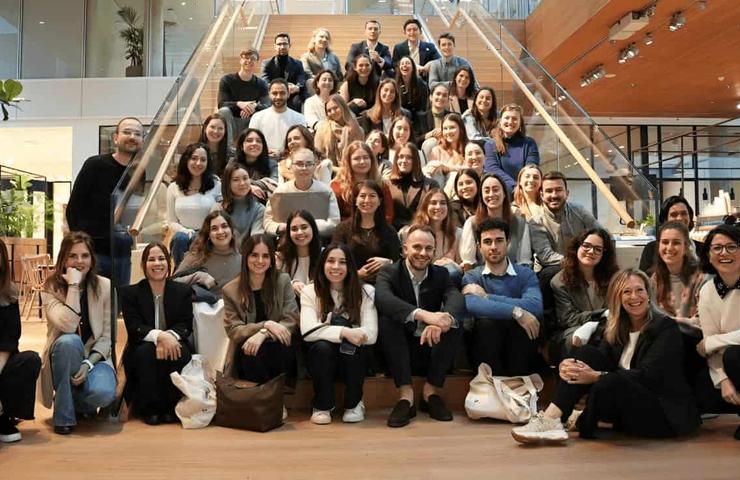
[292,162,315,169]
[709,243,739,255]
[580,242,604,255]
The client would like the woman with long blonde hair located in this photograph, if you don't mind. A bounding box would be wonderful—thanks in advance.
[314,94,364,168]
[512,268,699,444]
[512,163,543,220]
[301,28,343,89]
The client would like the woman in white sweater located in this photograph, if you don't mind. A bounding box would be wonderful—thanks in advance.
[300,243,377,425]
[303,69,338,131]
[696,224,740,440]
[166,142,221,266]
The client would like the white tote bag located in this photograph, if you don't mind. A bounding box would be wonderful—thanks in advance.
[170,355,217,429]
[464,362,544,424]
[192,300,229,375]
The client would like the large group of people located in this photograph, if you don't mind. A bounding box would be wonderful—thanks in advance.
[1,19,738,449]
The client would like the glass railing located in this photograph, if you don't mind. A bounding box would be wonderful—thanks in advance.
[111,0,272,277]
[415,0,658,232]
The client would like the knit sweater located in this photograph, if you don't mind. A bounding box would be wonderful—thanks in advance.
[462,261,544,321]
[698,279,740,387]
[528,202,601,267]
[483,134,540,193]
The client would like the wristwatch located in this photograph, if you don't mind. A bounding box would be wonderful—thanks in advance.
[512,306,524,321]
[259,328,269,336]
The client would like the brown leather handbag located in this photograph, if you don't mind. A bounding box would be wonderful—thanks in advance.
[212,372,285,432]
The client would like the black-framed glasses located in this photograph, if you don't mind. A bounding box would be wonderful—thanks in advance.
[580,242,604,255]
[709,243,739,255]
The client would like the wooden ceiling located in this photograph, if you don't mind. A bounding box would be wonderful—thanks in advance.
[526,0,740,117]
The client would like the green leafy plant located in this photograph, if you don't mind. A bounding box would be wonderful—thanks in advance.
[117,6,144,68]
[0,174,54,238]
[0,79,25,121]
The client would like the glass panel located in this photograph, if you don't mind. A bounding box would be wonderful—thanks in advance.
[21,0,85,78]
[85,0,147,78]
[0,0,20,78]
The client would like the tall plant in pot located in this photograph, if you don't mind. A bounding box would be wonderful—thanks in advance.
[117,6,144,77]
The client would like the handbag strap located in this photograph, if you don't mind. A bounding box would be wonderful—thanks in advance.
[301,323,330,339]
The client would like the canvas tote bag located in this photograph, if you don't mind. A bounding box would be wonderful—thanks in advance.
[464,362,543,424]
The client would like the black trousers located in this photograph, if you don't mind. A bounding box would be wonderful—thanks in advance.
[235,340,295,384]
[379,315,462,388]
[694,345,740,414]
[124,342,192,416]
[471,317,540,376]
[553,345,674,439]
[306,340,368,410]
[0,351,41,419]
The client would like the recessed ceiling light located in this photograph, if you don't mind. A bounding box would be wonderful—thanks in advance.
[718,76,725,81]
[605,73,616,78]
[736,102,740,110]
[189,17,193,20]
[619,145,625,149]
[38,20,45,25]
[181,1,186,5]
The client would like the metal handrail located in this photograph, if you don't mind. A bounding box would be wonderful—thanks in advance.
[126,1,252,236]
[632,118,740,155]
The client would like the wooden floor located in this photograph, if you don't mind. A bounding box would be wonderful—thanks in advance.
[3,321,739,479]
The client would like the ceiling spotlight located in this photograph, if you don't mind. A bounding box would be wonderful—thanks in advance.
[669,11,686,31]
[642,2,658,17]
[580,65,606,87]
[698,1,707,11]
[644,32,653,45]
[618,43,640,63]
[736,102,740,110]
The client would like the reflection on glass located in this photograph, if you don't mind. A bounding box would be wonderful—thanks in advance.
[0,0,20,78]
[21,0,85,78]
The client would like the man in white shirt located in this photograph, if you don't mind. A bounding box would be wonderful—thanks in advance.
[248,78,307,156]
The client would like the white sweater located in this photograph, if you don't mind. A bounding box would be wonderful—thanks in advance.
[698,279,740,387]
[300,283,378,345]
[166,181,221,233]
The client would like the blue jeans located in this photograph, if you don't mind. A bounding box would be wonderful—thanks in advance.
[50,334,117,427]
[171,231,195,267]
[96,253,131,288]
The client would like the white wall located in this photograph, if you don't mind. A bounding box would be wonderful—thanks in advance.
[1,77,175,178]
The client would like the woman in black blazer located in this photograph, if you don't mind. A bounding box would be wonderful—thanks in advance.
[512,268,699,444]
[121,242,193,425]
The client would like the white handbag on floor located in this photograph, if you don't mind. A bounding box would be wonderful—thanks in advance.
[464,362,543,424]
[171,355,217,429]
[192,300,229,375]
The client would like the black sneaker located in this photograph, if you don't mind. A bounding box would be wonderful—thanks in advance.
[0,415,21,443]
[420,394,453,421]
[387,399,416,428]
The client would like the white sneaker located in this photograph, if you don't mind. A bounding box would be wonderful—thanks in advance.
[342,401,366,423]
[511,412,568,444]
[311,409,332,425]
[565,409,583,431]
[282,407,288,422]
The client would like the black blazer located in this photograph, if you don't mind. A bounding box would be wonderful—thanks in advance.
[375,260,466,324]
[261,55,308,100]
[413,108,451,146]
[392,40,440,68]
[598,313,700,436]
[346,40,395,79]
[120,279,194,347]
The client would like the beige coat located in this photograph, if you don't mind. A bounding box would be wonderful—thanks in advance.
[221,272,299,376]
[38,275,113,408]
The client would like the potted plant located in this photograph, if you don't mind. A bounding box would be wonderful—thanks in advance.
[0,174,53,238]
[0,79,26,121]
[117,6,144,77]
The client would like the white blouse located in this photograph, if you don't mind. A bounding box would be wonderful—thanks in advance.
[300,284,378,345]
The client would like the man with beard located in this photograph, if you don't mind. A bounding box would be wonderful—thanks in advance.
[248,78,307,157]
[261,33,307,113]
[375,225,465,428]
[66,117,144,287]
[528,171,601,317]
[462,218,543,376]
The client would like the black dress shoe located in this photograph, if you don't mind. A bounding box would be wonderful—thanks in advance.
[420,394,453,421]
[161,413,179,424]
[387,399,416,428]
[734,425,740,441]
[143,414,161,426]
[54,425,75,435]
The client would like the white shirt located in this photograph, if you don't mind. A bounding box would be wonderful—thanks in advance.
[166,181,222,232]
[619,331,641,370]
[248,107,307,152]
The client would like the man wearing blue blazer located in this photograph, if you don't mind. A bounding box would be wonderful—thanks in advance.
[261,33,307,113]
[346,19,395,79]
[392,19,440,77]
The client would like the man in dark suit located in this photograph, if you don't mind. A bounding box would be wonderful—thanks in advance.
[261,33,307,113]
[346,19,394,79]
[391,18,440,77]
[375,225,465,428]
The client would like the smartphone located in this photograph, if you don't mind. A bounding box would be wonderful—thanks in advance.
[339,340,357,355]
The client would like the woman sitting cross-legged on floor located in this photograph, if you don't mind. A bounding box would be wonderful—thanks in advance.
[512,268,700,444]
[300,243,377,425]
[120,242,193,426]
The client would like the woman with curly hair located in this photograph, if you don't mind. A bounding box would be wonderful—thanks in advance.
[548,228,619,363]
